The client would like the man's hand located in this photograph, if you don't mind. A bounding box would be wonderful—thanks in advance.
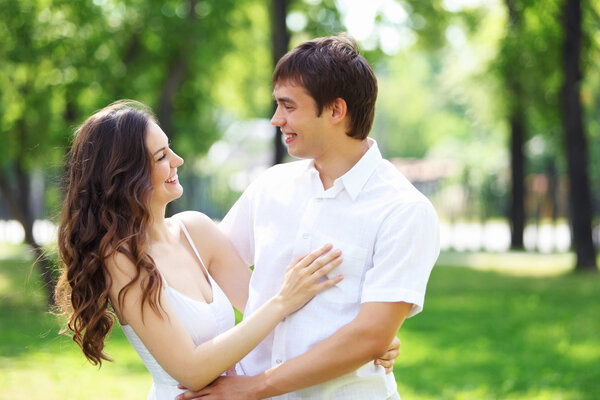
[374,336,401,374]
[176,372,261,400]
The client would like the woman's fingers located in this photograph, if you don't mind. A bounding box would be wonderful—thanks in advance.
[314,271,344,291]
[374,336,400,374]
[286,254,305,272]
[313,254,343,279]
[374,359,394,373]
[305,248,342,276]
[288,244,343,293]
[379,347,399,361]
[294,244,333,270]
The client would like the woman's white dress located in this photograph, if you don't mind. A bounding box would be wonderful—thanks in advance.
[121,219,235,400]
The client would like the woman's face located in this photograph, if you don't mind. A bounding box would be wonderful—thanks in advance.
[145,120,184,207]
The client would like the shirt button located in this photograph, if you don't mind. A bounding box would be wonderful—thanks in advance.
[282,317,286,322]
[302,233,310,239]
[276,359,283,364]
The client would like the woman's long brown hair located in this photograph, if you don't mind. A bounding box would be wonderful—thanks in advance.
[55,100,164,366]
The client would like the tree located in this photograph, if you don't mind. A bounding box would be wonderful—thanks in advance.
[271,0,290,164]
[0,0,260,305]
[504,0,526,249]
[0,0,99,304]
[561,0,597,270]
[493,0,568,251]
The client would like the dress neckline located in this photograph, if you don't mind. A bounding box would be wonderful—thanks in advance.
[158,218,214,305]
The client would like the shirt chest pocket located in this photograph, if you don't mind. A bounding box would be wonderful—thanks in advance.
[311,233,369,304]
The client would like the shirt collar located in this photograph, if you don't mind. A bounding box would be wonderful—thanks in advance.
[338,138,381,200]
[298,138,382,200]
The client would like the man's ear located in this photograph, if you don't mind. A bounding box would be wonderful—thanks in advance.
[329,98,347,124]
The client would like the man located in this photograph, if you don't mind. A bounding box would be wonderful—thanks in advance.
[182,34,439,399]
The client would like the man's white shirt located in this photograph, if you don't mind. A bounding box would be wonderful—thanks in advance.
[220,139,440,400]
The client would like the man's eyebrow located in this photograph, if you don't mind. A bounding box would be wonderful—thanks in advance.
[273,94,295,104]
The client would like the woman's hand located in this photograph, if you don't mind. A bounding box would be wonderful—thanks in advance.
[374,336,401,374]
[275,244,343,314]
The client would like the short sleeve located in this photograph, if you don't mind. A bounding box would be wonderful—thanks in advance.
[361,200,440,317]
[219,181,257,267]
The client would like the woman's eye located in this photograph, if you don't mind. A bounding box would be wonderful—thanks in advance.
[157,153,167,161]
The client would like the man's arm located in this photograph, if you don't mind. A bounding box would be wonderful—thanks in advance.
[254,301,412,397]
[178,301,411,399]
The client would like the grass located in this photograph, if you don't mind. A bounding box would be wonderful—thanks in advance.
[1,244,599,399]
[396,257,600,400]
[0,244,151,400]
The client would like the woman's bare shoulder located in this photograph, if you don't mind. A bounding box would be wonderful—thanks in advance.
[171,211,229,266]
[171,211,218,236]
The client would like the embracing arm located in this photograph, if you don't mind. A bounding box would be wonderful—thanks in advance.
[178,301,410,399]
[252,301,411,397]
[107,245,342,392]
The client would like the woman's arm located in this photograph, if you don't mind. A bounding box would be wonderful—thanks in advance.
[106,244,342,392]
[175,211,251,311]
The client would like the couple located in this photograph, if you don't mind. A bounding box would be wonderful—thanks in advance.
[55,34,440,400]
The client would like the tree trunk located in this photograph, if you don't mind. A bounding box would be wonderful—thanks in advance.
[158,57,187,138]
[561,0,596,270]
[505,0,526,250]
[0,164,56,306]
[509,110,526,249]
[271,0,290,165]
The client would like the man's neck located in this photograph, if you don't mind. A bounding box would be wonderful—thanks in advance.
[314,139,370,190]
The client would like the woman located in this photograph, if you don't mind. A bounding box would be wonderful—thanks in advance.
[55,100,343,399]
[55,100,397,399]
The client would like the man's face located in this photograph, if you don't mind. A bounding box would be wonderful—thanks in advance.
[271,81,332,160]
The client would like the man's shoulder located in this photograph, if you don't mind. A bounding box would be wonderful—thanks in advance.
[255,159,311,183]
[371,159,432,204]
[238,159,310,202]
[268,159,311,173]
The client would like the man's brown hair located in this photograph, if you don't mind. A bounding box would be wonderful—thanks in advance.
[273,34,378,140]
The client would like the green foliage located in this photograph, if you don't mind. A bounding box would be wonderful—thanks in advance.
[0,0,272,168]
[371,2,510,219]
[493,0,563,157]
[288,0,345,45]
[582,1,600,190]
[3,0,600,228]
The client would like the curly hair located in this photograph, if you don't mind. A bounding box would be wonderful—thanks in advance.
[55,100,164,366]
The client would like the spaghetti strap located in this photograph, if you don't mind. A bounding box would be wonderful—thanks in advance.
[175,218,211,277]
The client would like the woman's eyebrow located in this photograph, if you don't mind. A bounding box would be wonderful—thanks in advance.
[152,141,171,156]
[152,146,166,156]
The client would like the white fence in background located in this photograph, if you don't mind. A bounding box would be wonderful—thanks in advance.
[0,219,574,253]
[0,220,58,245]
[439,221,572,253]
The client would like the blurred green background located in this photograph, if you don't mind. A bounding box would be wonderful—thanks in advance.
[1,0,599,398]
